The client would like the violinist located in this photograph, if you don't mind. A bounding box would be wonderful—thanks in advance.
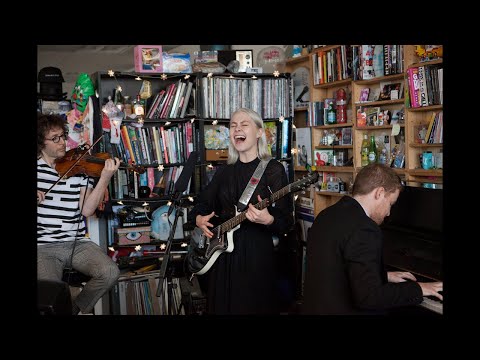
[37,114,121,315]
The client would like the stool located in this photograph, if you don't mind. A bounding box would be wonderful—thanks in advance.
[62,270,91,301]
[38,280,72,315]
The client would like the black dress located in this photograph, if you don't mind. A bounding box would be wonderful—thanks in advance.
[188,158,294,315]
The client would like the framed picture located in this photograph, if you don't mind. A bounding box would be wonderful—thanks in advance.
[134,45,163,73]
[218,50,253,72]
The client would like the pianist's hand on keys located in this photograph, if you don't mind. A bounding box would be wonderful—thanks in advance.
[419,281,443,301]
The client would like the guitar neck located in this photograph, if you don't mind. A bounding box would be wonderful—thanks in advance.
[219,184,291,234]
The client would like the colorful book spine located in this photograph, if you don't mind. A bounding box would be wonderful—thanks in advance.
[407,67,420,108]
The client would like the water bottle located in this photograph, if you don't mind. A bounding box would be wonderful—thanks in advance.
[368,135,377,164]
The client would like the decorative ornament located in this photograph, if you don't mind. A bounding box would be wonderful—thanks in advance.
[161,74,167,80]
[157,164,164,171]
[273,70,280,77]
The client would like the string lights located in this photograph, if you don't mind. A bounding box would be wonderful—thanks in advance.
[107,69,290,204]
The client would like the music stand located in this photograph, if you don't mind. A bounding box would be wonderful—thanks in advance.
[155,199,184,314]
[155,151,197,314]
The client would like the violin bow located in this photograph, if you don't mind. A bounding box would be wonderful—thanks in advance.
[43,135,104,197]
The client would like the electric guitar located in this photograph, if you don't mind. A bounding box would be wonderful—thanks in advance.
[187,172,319,275]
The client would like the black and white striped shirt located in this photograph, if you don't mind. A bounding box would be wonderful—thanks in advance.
[37,158,94,243]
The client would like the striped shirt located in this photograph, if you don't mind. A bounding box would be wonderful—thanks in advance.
[37,158,94,243]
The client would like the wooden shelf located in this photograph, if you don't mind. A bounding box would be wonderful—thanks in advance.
[300,45,444,218]
[408,104,443,112]
[294,106,308,112]
[408,58,443,69]
[409,143,443,148]
[355,98,405,107]
[315,191,347,197]
[356,124,404,130]
[286,54,309,65]
[294,166,309,172]
[313,122,354,129]
[315,166,354,172]
[315,145,353,149]
[408,169,443,177]
[354,73,405,85]
[314,78,352,89]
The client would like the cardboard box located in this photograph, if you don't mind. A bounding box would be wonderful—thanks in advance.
[134,45,163,73]
[206,149,228,161]
[116,226,152,245]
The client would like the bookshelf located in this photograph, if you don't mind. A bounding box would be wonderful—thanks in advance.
[294,45,443,217]
[351,46,407,194]
[307,45,355,216]
[93,71,200,314]
[93,70,294,314]
[196,72,294,185]
[403,46,443,184]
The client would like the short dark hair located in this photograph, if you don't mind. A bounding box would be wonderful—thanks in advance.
[352,163,403,196]
[37,114,68,157]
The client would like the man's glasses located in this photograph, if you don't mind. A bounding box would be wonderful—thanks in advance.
[45,133,68,143]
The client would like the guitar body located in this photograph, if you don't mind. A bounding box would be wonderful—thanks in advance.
[188,208,240,275]
[186,171,319,276]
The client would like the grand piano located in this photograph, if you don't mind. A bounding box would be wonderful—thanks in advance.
[381,182,443,315]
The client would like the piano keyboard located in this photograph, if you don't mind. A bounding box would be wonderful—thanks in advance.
[419,297,443,315]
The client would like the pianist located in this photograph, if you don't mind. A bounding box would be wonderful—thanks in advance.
[302,164,443,315]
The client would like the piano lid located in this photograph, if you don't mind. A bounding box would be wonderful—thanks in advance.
[382,182,443,281]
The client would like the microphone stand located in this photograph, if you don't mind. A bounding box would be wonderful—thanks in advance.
[155,195,183,315]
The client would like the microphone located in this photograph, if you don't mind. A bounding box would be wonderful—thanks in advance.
[167,151,198,217]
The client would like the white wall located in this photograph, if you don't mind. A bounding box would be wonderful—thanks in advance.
[38,45,291,96]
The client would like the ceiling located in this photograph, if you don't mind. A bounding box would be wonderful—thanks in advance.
[37,45,180,54]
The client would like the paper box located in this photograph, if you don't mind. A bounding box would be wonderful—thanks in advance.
[134,45,163,73]
[116,226,152,245]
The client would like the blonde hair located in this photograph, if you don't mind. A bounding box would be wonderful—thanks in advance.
[227,108,272,164]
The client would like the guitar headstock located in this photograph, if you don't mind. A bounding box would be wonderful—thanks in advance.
[291,172,319,192]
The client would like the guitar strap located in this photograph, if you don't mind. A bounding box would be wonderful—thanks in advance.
[236,159,271,211]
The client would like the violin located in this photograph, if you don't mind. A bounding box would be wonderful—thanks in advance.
[55,148,145,178]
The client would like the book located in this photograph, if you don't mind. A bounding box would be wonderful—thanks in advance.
[295,127,312,167]
[264,121,277,157]
[179,81,193,118]
[417,66,429,107]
